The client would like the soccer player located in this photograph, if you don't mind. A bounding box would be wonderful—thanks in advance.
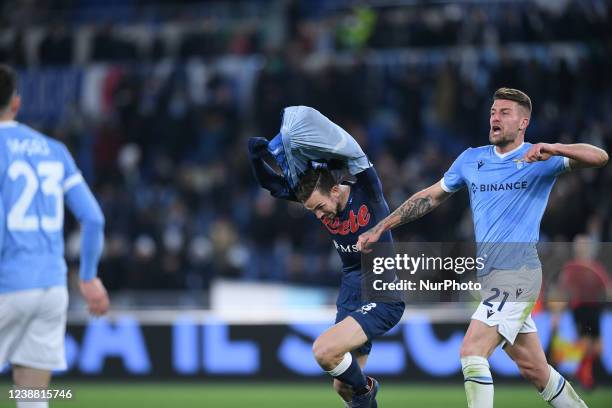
[357,88,608,408]
[248,106,405,408]
[0,64,109,408]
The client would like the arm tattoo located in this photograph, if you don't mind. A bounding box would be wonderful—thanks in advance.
[393,195,434,226]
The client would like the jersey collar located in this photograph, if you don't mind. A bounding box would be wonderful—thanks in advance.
[0,120,18,128]
[493,142,525,159]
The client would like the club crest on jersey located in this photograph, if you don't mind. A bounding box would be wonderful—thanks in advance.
[323,204,371,235]
[513,158,525,169]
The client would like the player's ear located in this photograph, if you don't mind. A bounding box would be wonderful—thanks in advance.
[11,94,21,115]
[330,184,340,197]
[519,116,529,131]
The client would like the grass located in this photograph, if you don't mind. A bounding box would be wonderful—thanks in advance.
[0,382,610,408]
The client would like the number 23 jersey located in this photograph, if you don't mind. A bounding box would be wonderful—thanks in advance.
[0,121,87,292]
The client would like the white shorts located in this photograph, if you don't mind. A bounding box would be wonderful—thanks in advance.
[472,300,537,346]
[471,267,541,346]
[0,286,68,371]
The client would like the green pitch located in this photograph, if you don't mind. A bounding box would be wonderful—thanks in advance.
[0,382,610,408]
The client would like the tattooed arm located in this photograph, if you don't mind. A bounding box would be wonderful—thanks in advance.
[356,182,453,252]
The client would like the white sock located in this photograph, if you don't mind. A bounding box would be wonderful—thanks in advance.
[462,356,494,408]
[540,365,588,407]
[327,352,352,376]
[16,401,48,408]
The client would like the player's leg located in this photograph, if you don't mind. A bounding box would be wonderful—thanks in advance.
[505,331,588,407]
[333,353,368,402]
[12,365,51,408]
[12,365,51,387]
[460,319,503,408]
[575,335,595,389]
[10,287,69,408]
[319,301,403,407]
[313,316,370,395]
[574,304,602,389]
[0,290,48,408]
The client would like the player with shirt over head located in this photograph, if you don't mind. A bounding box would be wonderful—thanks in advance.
[0,64,109,408]
[357,88,608,408]
[248,106,405,408]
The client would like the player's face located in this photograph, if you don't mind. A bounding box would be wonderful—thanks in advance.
[303,186,342,222]
[489,99,528,146]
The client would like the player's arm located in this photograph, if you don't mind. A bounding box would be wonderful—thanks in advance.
[524,143,608,170]
[356,181,453,252]
[285,106,370,174]
[65,180,109,315]
[248,137,298,201]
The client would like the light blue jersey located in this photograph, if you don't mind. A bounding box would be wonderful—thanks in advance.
[0,121,105,293]
[273,106,371,189]
[442,142,569,273]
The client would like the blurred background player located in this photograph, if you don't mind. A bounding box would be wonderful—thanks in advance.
[559,234,610,389]
[0,64,109,408]
[249,106,405,408]
[358,88,608,408]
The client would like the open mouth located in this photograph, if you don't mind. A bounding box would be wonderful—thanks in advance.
[491,125,502,135]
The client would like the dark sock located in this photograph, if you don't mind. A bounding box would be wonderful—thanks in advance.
[333,357,369,395]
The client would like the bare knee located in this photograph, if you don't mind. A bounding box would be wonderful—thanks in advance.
[460,341,488,359]
[460,322,501,359]
[333,379,353,401]
[12,365,51,388]
[312,337,344,370]
[460,343,479,359]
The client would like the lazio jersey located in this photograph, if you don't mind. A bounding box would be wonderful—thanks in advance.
[0,121,85,292]
[441,142,569,273]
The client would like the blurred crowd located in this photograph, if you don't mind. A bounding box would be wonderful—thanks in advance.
[0,0,610,65]
[0,0,610,291]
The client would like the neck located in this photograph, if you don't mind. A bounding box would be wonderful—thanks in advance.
[494,136,524,154]
[338,185,351,211]
[0,111,15,122]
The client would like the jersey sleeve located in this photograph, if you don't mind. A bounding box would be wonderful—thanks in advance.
[281,106,371,175]
[65,182,105,281]
[59,143,105,281]
[537,155,570,177]
[441,149,470,193]
[59,143,85,193]
[247,137,298,202]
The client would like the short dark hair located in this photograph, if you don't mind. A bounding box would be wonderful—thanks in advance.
[0,64,17,110]
[493,87,532,114]
[296,168,337,202]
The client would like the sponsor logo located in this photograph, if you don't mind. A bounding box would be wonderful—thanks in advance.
[476,181,528,192]
[333,240,359,253]
[486,309,495,319]
[516,288,523,299]
[323,204,371,235]
[478,160,485,170]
